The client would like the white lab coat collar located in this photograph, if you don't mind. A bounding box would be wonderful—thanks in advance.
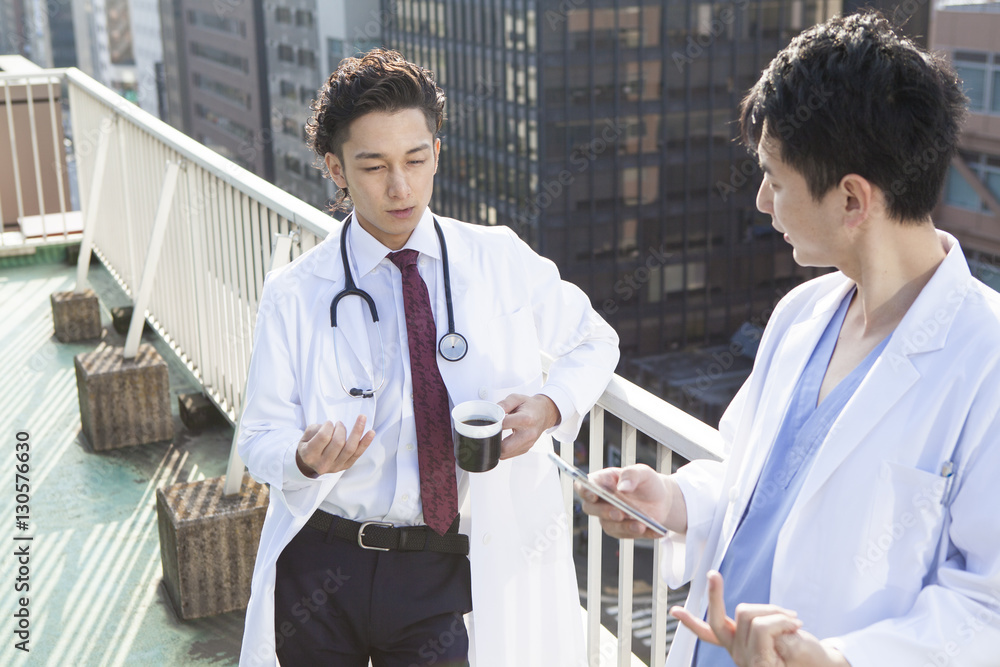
[348,207,441,278]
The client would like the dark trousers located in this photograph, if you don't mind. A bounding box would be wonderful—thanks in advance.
[273,520,473,667]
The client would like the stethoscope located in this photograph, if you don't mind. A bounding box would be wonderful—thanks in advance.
[330,213,468,399]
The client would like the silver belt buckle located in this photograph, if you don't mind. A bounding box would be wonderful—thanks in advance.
[357,521,393,551]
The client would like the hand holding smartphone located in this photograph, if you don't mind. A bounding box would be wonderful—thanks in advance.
[548,451,668,536]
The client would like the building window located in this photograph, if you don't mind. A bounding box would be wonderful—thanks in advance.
[280,80,296,100]
[187,9,246,36]
[299,86,314,105]
[194,103,254,142]
[298,49,316,68]
[193,73,251,109]
[278,44,295,63]
[945,152,1000,214]
[954,51,1000,115]
[285,154,302,174]
[295,10,314,27]
[327,38,345,72]
[282,117,300,137]
[190,42,248,73]
[276,7,292,24]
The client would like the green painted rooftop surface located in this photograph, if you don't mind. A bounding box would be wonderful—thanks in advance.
[1,247,244,666]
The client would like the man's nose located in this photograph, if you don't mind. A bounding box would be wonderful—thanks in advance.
[387,170,411,199]
[756,180,773,215]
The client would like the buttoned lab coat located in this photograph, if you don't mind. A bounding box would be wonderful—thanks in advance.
[662,232,1000,667]
[237,214,620,667]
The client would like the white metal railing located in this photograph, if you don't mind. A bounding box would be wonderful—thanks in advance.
[551,369,725,667]
[65,66,334,424]
[23,66,729,666]
[0,68,79,252]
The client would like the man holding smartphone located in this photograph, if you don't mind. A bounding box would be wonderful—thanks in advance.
[582,12,1000,667]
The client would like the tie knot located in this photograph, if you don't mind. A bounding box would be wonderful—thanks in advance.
[389,249,419,270]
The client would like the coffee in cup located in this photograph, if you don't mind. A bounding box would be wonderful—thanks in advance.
[451,400,505,472]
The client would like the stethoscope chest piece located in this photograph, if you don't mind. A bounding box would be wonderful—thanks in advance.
[439,332,468,362]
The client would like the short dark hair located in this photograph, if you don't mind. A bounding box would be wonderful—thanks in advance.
[306,48,446,210]
[739,11,968,223]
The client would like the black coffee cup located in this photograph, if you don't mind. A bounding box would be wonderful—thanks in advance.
[451,400,505,472]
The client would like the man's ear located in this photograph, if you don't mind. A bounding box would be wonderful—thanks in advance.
[433,137,441,174]
[325,152,348,189]
[839,174,874,229]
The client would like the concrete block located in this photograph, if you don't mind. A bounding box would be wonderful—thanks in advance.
[51,290,102,342]
[156,474,269,619]
[178,392,226,431]
[74,342,174,450]
[110,305,149,336]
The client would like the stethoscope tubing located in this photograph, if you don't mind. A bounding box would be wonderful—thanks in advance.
[330,213,467,399]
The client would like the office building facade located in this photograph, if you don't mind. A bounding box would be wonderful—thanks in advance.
[932,1,1000,291]
[159,0,272,179]
[384,0,841,358]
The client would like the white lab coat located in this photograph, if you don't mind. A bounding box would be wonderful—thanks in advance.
[237,214,620,667]
[662,231,1000,666]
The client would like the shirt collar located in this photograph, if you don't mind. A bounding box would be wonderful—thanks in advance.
[346,207,440,278]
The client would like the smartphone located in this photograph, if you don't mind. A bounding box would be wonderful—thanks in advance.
[548,451,668,536]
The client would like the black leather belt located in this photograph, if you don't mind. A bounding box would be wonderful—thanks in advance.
[305,509,469,555]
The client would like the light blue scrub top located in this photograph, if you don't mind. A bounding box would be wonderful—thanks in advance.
[694,289,892,666]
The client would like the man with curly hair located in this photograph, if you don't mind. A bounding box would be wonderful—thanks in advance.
[583,11,1000,667]
[237,49,619,666]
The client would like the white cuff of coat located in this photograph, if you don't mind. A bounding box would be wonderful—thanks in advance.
[282,438,316,492]
[539,384,580,444]
[659,461,723,588]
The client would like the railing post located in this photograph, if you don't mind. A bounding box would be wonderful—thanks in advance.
[587,405,606,666]
[650,446,673,667]
[3,78,25,224]
[618,422,637,666]
[222,232,295,496]
[123,160,181,360]
[74,115,115,294]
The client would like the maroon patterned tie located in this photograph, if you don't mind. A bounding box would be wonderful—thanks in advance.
[389,249,458,535]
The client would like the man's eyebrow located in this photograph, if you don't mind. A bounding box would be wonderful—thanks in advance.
[759,160,772,175]
[353,144,432,160]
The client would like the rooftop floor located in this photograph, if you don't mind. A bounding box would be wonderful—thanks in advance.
[1,247,244,666]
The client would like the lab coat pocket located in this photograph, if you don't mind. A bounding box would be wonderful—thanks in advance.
[863,461,947,589]
[487,306,543,390]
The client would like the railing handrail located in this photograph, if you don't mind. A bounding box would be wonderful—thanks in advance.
[62,68,337,242]
[541,352,724,462]
[598,373,724,462]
